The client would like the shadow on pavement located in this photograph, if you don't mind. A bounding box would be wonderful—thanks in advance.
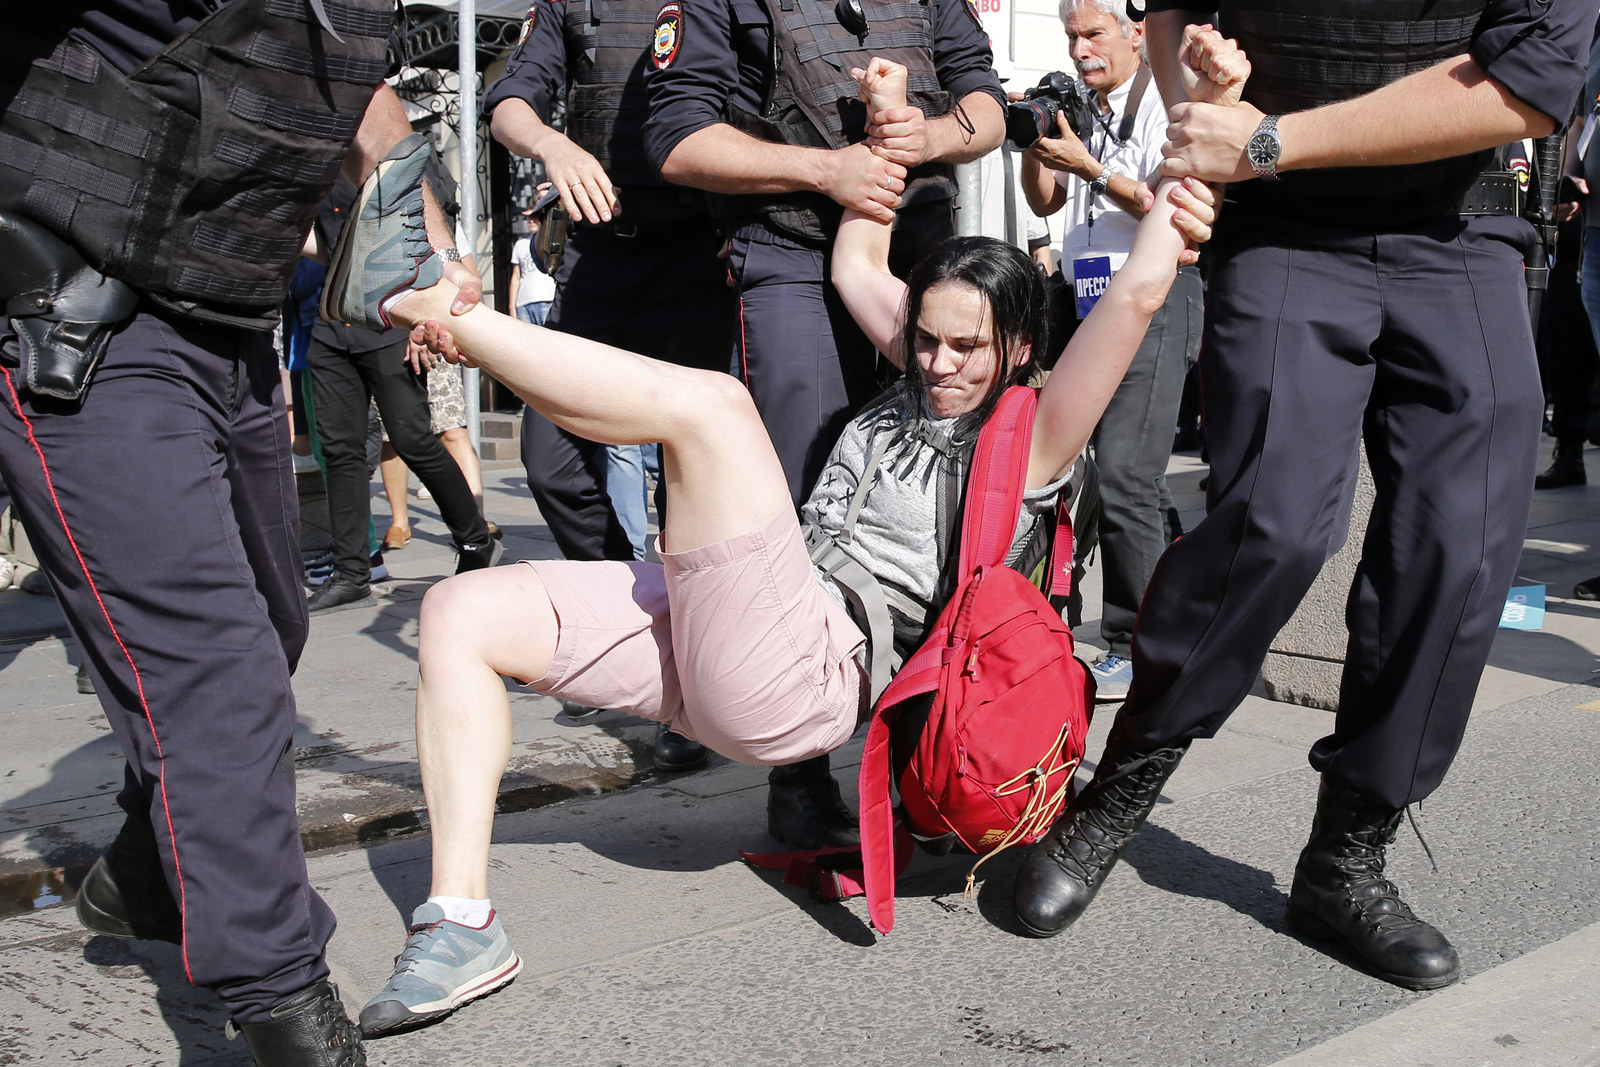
[81,935,248,1065]
[1120,822,1289,934]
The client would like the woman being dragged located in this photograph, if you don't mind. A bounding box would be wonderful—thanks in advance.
[355,44,1239,1040]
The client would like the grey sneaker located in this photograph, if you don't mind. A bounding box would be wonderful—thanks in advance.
[320,133,442,330]
[359,903,521,1037]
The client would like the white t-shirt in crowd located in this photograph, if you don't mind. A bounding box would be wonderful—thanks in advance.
[1053,68,1167,273]
[512,236,556,307]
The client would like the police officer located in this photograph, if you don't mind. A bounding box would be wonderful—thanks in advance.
[1013,0,1589,992]
[483,0,733,771]
[641,0,1005,849]
[0,0,479,1060]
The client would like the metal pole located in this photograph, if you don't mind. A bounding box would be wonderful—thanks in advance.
[956,160,982,236]
[458,0,482,457]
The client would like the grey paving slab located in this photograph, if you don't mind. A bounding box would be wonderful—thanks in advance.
[1267,920,1600,1067]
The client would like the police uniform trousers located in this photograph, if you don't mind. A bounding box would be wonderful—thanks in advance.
[726,219,880,507]
[1121,212,1542,809]
[1093,264,1203,657]
[522,222,733,559]
[0,310,332,1024]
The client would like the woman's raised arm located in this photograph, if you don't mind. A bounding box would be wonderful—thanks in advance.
[831,58,912,366]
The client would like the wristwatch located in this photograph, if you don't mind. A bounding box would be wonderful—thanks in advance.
[1246,115,1281,180]
[1088,169,1110,199]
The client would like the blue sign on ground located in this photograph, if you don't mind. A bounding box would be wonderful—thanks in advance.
[1500,584,1546,630]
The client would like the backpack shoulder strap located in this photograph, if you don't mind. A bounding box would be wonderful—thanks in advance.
[806,423,897,701]
[956,385,1039,575]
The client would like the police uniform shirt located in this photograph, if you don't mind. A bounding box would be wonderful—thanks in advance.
[1054,69,1166,272]
[483,0,572,124]
[641,0,1006,179]
[1144,0,1591,197]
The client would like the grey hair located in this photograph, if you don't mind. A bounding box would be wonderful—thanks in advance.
[1058,0,1133,36]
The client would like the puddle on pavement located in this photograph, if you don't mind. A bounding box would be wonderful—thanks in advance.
[0,866,88,921]
[4,764,664,920]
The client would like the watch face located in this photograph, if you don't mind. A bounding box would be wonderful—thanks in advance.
[1247,132,1279,171]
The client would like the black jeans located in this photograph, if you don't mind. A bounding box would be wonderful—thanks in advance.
[309,334,487,581]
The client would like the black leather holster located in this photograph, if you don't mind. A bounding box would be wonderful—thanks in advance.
[0,212,138,400]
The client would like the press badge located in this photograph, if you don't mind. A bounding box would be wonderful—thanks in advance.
[1072,250,1112,319]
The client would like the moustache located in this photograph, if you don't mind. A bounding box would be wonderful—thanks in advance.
[1075,57,1107,72]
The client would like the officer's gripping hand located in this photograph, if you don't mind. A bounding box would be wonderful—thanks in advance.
[410,319,477,369]
[825,143,907,223]
[1160,24,1256,184]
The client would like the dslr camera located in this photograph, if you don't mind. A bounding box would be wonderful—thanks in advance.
[1005,72,1096,150]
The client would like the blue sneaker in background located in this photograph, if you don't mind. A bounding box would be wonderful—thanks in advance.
[1089,653,1132,703]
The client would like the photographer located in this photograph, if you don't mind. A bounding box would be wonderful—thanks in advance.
[1019,0,1201,701]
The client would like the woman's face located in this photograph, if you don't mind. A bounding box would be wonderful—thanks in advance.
[914,281,1017,418]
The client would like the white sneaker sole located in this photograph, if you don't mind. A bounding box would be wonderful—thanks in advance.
[363,952,523,1036]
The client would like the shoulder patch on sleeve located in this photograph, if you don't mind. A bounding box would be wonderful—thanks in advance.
[963,0,984,31]
[653,1,683,69]
[518,3,537,46]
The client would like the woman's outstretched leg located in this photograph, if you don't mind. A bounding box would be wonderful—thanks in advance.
[390,284,791,552]
[414,566,560,898]
[359,564,559,1036]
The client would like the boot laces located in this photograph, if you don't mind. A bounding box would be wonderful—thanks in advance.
[314,984,361,1060]
[1046,744,1184,877]
[1330,815,1425,932]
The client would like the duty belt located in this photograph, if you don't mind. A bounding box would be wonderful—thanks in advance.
[1458,171,1520,217]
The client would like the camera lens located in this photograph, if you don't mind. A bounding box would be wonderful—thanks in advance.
[1004,98,1058,149]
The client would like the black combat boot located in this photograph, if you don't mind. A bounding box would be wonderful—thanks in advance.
[228,981,366,1066]
[1286,775,1460,991]
[75,813,182,944]
[1012,722,1190,937]
[1534,441,1585,489]
[767,755,858,849]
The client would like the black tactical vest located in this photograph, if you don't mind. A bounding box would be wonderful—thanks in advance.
[563,0,661,189]
[1219,0,1492,227]
[0,0,393,329]
[716,0,957,241]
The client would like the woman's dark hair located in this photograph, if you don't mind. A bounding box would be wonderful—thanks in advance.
[899,236,1047,434]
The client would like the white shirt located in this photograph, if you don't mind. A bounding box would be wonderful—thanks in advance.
[512,236,556,307]
[1054,68,1167,272]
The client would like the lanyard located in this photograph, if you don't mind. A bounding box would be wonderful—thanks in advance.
[1084,105,1121,236]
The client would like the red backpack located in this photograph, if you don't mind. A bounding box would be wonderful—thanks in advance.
[857,384,1093,933]
[743,387,1094,930]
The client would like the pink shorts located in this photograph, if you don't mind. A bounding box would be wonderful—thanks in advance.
[523,509,867,766]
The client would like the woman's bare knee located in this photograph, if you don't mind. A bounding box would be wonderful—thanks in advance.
[657,366,761,443]
[419,566,558,682]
